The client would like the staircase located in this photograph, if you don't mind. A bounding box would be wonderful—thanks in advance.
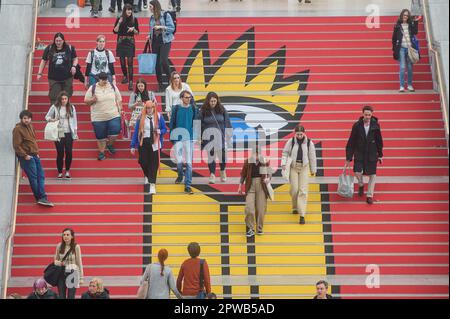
[7,15,449,299]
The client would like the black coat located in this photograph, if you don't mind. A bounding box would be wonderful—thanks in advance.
[27,289,59,299]
[392,20,419,60]
[346,116,383,163]
[81,288,110,299]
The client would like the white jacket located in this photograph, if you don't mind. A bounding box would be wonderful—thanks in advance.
[281,136,317,177]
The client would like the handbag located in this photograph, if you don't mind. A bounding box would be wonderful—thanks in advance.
[400,28,420,64]
[137,264,151,299]
[44,121,60,141]
[43,248,72,286]
[337,167,355,198]
[138,41,157,75]
[121,113,130,140]
[196,259,207,299]
[266,182,275,201]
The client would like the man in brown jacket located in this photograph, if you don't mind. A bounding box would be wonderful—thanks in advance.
[238,147,271,237]
[12,110,53,207]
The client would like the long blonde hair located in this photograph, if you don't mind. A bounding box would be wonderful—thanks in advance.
[169,71,183,91]
[139,100,159,147]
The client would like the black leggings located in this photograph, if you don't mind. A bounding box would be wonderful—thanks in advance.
[139,138,159,184]
[57,270,77,299]
[120,56,134,81]
[152,39,172,86]
[207,147,226,174]
[54,133,73,174]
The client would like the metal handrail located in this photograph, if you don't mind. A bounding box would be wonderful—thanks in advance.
[422,0,449,151]
[1,0,39,300]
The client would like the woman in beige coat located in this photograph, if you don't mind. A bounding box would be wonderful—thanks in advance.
[281,125,317,225]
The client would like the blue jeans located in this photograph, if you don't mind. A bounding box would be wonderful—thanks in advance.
[175,140,193,188]
[19,156,47,201]
[399,47,413,87]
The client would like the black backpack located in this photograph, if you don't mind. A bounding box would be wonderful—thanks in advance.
[164,11,177,34]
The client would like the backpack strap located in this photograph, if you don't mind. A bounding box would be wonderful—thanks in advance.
[290,137,295,155]
[199,259,205,292]
[291,137,311,155]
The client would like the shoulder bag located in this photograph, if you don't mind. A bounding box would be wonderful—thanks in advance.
[137,264,151,299]
[196,259,207,299]
[43,248,72,286]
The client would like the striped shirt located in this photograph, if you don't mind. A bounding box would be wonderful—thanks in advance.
[401,23,411,48]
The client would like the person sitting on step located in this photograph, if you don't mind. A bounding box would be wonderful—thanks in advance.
[81,278,110,299]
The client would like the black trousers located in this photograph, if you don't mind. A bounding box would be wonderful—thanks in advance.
[138,138,159,183]
[171,0,181,7]
[57,270,77,299]
[110,0,122,10]
[152,39,172,86]
[54,133,73,174]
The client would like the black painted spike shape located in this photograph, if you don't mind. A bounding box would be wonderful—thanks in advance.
[180,27,310,116]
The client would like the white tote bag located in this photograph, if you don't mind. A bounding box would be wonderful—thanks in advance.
[337,167,355,198]
[44,121,60,141]
[266,182,275,201]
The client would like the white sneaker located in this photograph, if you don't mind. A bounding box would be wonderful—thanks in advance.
[408,85,415,92]
[209,174,216,184]
[145,177,150,185]
[149,184,156,194]
[399,86,405,92]
[220,170,227,182]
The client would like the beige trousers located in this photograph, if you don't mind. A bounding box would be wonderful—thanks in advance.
[289,163,309,216]
[355,173,376,198]
[245,178,267,232]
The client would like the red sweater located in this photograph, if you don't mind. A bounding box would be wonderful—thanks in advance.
[176,258,211,296]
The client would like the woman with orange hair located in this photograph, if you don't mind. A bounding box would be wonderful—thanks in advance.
[130,101,167,194]
[138,249,182,299]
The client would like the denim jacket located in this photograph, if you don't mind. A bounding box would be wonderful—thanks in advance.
[149,12,175,44]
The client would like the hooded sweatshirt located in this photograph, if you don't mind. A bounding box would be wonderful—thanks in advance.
[12,122,39,157]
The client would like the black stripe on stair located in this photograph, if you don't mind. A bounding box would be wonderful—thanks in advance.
[316,141,338,293]
[247,224,259,299]
[220,204,232,299]
[143,184,152,273]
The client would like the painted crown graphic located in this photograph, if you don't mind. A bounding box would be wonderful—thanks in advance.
[177,27,310,142]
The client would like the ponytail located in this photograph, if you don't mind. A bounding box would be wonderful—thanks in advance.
[158,249,168,277]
